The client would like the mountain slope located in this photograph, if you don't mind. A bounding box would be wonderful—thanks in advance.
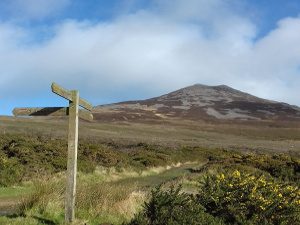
[93,84,300,121]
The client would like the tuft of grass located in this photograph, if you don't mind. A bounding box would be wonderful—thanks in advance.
[76,181,146,224]
[18,177,64,220]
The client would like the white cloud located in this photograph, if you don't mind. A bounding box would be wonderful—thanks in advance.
[0,0,300,110]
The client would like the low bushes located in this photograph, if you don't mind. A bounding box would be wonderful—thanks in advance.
[0,134,207,186]
[240,153,300,183]
[198,170,300,224]
[127,186,224,225]
[128,170,300,225]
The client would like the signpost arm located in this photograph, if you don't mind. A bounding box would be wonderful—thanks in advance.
[13,107,93,121]
[52,82,93,111]
[65,90,79,223]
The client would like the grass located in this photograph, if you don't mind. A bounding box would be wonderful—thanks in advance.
[0,186,32,199]
[1,149,299,224]
[1,116,300,152]
[0,162,200,225]
[0,116,300,224]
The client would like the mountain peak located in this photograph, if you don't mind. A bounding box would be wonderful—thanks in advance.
[94,84,300,122]
[175,84,239,94]
[157,83,263,104]
[186,83,229,88]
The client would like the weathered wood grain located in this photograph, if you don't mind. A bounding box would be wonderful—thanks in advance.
[65,90,79,223]
[13,82,93,223]
[51,83,93,111]
[12,107,93,121]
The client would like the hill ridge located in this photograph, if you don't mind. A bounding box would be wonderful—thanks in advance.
[94,84,300,122]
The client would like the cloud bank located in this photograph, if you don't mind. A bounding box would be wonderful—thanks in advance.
[1,0,300,114]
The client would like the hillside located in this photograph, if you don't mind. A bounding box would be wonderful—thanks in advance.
[1,85,300,225]
[93,84,300,122]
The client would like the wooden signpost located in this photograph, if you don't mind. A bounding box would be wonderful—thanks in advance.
[13,107,93,121]
[13,82,93,223]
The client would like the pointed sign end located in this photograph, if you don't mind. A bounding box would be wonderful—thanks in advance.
[51,82,57,92]
[12,108,17,116]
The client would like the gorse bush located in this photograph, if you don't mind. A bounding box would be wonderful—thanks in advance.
[240,153,300,183]
[127,186,224,225]
[128,171,300,225]
[198,170,300,225]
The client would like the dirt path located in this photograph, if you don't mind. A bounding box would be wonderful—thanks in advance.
[0,162,203,217]
[113,162,202,189]
[0,198,20,216]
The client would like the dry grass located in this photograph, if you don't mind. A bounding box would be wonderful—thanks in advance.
[76,182,146,221]
[13,163,190,224]
[10,161,198,224]
[1,116,300,152]
[18,177,64,216]
[79,162,184,183]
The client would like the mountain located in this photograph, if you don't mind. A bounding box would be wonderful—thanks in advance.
[93,84,300,122]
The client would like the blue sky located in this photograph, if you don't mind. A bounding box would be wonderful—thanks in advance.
[1,0,300,115]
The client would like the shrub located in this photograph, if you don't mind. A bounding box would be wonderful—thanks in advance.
[0,154,24,186]
[197,170,300,225]
[241,153,300,183]
[127,186,224,225]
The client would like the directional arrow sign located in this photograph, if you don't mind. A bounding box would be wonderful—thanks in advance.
[51,83,92,111]
[13,107,93,121]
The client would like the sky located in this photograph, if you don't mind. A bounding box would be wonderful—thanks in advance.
[1,0,300,115]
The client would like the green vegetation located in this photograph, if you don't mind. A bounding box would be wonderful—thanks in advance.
[0,165,195,225]
[0,131,300,225]
[197,170,300,224]
[128,170,300,225]
[127,186,224,225]
[0,186,32,199]
[0,133,208,186]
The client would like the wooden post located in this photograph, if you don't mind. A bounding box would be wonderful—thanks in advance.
[12,83,93,224]
[65,90,79,223]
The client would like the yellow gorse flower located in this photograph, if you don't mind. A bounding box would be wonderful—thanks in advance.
[259,205,266,210]
[232,170,241,178]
